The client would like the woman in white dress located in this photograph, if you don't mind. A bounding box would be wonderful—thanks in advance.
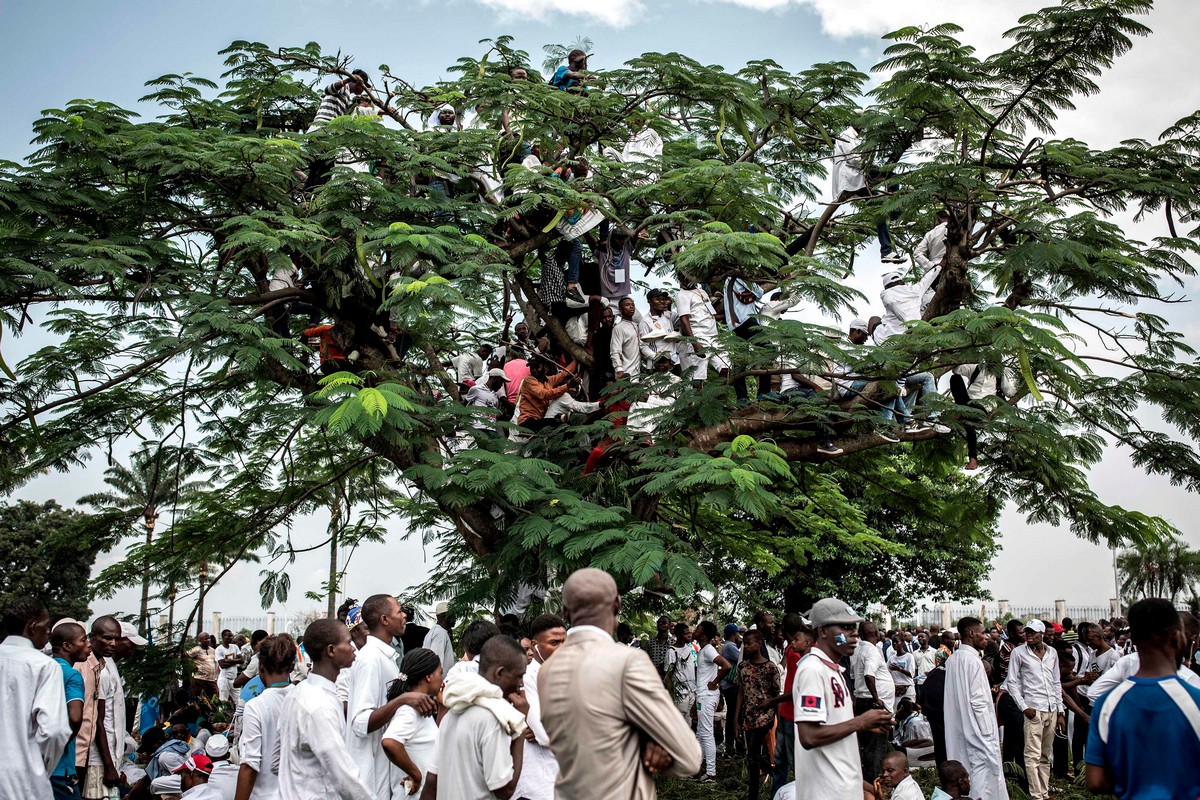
[382,648,444,798]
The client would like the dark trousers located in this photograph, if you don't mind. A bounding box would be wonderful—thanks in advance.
[839,186,897,257]
[854,696,888,781]
[304,156,335,190]
[722,685,742,753]
[998,693,1029,793]
[745,725,771,800]
[948,374,980,461]
[1053,724,1071,779]
[732,321,773,400]
[1072,705,1089,768]
[770,715,795,798]
[51,775,81,800]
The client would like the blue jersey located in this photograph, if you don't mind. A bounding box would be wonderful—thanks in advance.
[1086,674,1200,799]
[53,657,84,776]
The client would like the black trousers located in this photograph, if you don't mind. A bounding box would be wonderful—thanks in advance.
[745,725,771,800]
[732,321,773,400]
[948,373,980,461]
[998,693,1029,793]
[722,685,743,753]
[854,696,888,781]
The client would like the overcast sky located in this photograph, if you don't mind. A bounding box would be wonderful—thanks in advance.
[3,0,1199,623]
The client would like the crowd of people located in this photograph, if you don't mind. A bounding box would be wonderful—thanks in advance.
[3,573,1199,800]
[274,56,1026,472]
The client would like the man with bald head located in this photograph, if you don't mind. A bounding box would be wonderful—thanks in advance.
[538,568,701,798]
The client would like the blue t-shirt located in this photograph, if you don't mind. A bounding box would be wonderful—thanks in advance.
[1086,674,1200,799]
[551,65,578,91]
[240,675,264,703]
[720,641,741,690]
[53,657,85,776]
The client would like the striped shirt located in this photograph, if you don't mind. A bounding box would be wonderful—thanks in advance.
[310,82,355,128]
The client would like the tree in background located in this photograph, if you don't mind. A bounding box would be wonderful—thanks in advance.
[2,0,1199,616]
[0,500,99,621]
[1118,537,1200,605]
[80,445,204,634]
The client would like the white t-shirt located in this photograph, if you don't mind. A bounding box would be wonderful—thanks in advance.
[1094,647,1119,676]
[792,651,860,800]
[240,685,291,800]
[216,644,241,682]
[890,774,926,800]
[889,650,916,688]
[90,658,126,766]
[430,705,513,798]
[382,705,439,798]
[853,640,896,712]
[675,288,719,341]
[667,645,697,695]
[696,643,720,693]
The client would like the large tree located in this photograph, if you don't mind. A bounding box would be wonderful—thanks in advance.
[0,500,99,621]
[2,0,1198,614]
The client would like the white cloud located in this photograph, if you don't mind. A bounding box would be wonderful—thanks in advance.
[474,0,645,28]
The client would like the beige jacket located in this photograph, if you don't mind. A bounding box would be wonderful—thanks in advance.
[538,627,702,799]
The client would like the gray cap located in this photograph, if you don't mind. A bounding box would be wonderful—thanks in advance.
[806,598,864,628]
[849,318,870,333]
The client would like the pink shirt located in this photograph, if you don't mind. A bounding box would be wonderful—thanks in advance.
[504,359,529,404]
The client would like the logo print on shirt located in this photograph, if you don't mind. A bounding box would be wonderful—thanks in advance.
[801,695,822,710]
[831,677,846,708]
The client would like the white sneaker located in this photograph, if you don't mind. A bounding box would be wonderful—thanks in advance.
[931,422,951,434]
[881,253,907,264]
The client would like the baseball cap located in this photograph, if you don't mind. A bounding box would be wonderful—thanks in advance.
[486,368,509,381]
[120,622,149,646]
[1024,619,1046,633]
[205,734,230,758]
[1051,622,1064,634]
[806,598,864,628]
[52,617,82,632]
[723,623,740,636]
[849,318,870,333]
[882,271,902,286]
[435,601,450,614]
[171,753,214,775]
[346,605,363,630]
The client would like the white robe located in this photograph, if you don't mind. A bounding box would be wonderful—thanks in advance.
[944,645,1007,800]
[832,127,868,200]
[0,636,71,800]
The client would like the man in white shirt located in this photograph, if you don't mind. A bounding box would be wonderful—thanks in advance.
[676,281,729,385]
[852,621,895,781]
[512,614,566,800]
[666,622,698,719]
[693,620,733,780]
[1001,620,1063,800]
[876,268,943,344]
[913,632,939,684]
[202,734,238,800]
[280,619,373,800]
[610,297,642,380]
[216,630,243,703]
[913,211,949,296]
[422,603,457,674]
[344,594,437,799]
[944,617,1007,800]
[173,753,225,800]
[452,345,492,389]
[876,750,926,800]
[638,289,678,365]
[888,635,916,702]
[831,125,905,264]
[0,597,70,800]
[793,598,893,800]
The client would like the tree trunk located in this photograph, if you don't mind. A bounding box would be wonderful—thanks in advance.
[326,492,344,618]
[139,512,156,635]
[166,580,176,644]
[197,560,208,637]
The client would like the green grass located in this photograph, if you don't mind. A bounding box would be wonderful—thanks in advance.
[657,757,1104,800]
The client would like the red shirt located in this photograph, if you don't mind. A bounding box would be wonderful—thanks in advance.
[779,645,802,721]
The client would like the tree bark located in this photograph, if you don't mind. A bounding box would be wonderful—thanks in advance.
[139,512,156,635]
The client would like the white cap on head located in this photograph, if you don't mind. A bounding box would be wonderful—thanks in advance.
[120,621,149,646]
[1024,619,1046,633]
[435,601,450,614]
[849,318,869,333]
[882,271,902,286]
[52,617,82,632]
[486,368,509,381]
[205,734,230,758]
